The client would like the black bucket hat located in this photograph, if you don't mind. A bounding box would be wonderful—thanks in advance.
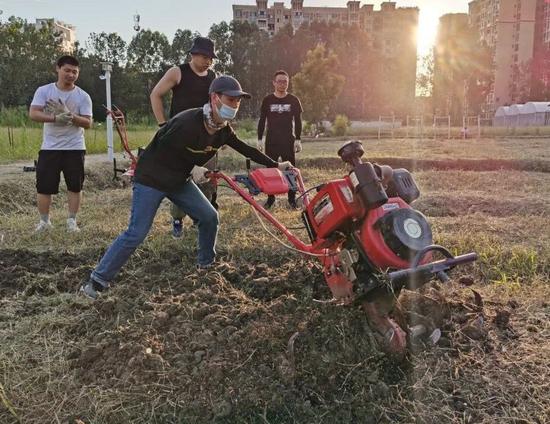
[187,37,217,59]
[209,75,251,99]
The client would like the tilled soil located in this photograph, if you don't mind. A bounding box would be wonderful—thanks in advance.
[1,245,547,424]
[1,157,549,423]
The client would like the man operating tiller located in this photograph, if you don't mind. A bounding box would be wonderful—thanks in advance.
[80,75,292,299]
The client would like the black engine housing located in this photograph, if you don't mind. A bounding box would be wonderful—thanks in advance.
[376,208,433,260]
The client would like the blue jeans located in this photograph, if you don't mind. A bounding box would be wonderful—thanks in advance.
[92,181,218,286]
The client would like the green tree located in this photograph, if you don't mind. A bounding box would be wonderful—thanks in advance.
[127,30,170,73]
[85,32,127,66]
[293,44,344,131]
[170,29,200,65]
[227,21,271,117]
[208,21,232,74]
[417,49,434,98]
[0,16,64,107]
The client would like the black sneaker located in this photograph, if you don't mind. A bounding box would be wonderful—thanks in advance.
[80,276,108,300]
[264,197,275,210]
[288,200,299,210]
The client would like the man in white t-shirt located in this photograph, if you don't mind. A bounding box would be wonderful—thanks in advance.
[29,55,93,232]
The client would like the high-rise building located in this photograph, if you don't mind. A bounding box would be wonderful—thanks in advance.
[433,14,471,118]
[468,0,550,111]
[232,1,418,57]
[533,0,550,89]
[35,18,76,52]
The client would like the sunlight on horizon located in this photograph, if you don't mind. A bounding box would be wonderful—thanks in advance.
[416,8,440,57]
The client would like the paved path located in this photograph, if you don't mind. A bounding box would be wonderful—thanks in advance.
[0,153,126,180]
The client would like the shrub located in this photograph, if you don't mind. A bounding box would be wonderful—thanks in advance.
[332,114,350,136]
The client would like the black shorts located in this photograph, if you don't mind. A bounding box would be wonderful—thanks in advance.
[36,150,86,195]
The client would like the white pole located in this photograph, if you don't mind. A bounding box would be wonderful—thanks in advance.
[378,116,382,140]
[101,62,114,162]
[477,115,481,139]
[447,115,451,139]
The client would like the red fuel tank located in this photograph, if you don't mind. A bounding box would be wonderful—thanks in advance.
[249,168,289,195]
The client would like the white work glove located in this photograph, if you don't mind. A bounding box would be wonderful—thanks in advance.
[191,166,209,184]
[54,112,74,126]
[45,99,69,115]
[257,139,265,152]
[294,139,302,153]
[277,161,293,171]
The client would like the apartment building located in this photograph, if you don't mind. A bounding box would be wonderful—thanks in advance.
[433,13,471,118]
[468,0,548,111]
[232,1,418,55]
[35,18,76,52]
[533,0,550,87]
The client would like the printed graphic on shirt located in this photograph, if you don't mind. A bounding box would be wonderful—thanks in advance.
[270,104,292,114]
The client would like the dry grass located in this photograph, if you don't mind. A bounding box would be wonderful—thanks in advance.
[0,138,549,423]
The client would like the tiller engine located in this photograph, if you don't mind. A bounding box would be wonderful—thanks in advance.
[212,140,477,357]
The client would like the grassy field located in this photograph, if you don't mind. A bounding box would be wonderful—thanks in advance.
[0,137,549,423]
[2,122,550,163]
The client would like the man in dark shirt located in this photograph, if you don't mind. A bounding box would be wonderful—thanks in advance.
[257,70,303,209]
[80,76,293,299]
[150,36,218,238]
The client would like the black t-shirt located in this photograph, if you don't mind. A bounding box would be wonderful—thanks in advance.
[257,93,303,145]
[169,63,216,118]
[134,108,278,192]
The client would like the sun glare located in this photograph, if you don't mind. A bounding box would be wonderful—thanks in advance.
[416,9,440,56]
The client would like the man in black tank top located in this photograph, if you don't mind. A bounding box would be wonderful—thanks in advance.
[150,37,218,238]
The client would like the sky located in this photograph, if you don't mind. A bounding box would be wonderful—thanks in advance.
[0,0,471,55]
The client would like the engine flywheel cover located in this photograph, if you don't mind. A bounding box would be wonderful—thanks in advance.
[377,209,433,258]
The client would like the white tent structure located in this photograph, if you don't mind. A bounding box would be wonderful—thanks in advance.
[523,102,550,126]
[494,106,510,126]
[494,102,550,127]
[508,104,524,127]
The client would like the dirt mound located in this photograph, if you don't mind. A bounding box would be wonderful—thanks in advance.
[0,179,36,213]
[85,163,128,191]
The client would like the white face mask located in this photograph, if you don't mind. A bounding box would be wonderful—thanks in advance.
[203,103,227,130]
[215,95,239,120]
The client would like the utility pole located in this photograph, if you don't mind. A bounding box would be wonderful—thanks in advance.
[100,62,114,162]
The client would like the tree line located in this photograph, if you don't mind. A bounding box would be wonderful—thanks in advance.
[2,15,514,127]
[0,15,423,125]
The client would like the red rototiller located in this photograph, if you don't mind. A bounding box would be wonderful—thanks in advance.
[209,140,478,357]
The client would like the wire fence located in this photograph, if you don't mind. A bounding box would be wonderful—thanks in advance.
[364,115,550,140]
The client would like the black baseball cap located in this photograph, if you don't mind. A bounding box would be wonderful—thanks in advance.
[209,75,251,99]
[187,37,217,59]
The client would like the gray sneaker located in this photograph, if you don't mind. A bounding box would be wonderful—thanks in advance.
[35,220,53,233]
[67,218,80,232]
[80,277,108,300]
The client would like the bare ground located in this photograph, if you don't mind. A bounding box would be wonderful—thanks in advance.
[0,150,549,423]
